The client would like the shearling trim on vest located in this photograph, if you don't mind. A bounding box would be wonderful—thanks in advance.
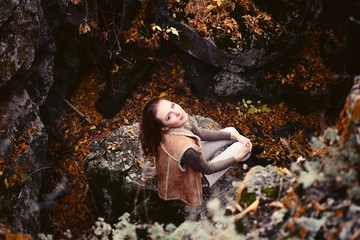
[165,126,201,142]
[163,127,202,171]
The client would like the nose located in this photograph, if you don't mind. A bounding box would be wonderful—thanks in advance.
[171,109,180,116]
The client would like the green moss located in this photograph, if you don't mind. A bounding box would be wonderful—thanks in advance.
[263,187,279,198]
[234,219,246,234]
[239,189,256,206]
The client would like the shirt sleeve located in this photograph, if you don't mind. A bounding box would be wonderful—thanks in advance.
[181,148,236,175]
[191,126,232,141]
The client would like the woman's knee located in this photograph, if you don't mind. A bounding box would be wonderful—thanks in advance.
[220,127,238,134]
[230,141,242,150]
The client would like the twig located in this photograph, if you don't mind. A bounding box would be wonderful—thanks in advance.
[64,99,92,124]
[84,0,88,22]
[74,119,87,131]
[110,1,126,52]
[280,137,293,159]
[101,10,112,50]
[278,177,283,201]
[349,16,360,25]
[21,167,53,183]
[116,0,127,45]
[118,56,133,66]
[112,15,122,52]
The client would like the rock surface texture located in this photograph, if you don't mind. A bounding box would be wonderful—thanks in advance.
[338,76,360,145]
[0,0,52,236]
[0,0,48,86]
[0,87,47,236]
[0,0,107,235]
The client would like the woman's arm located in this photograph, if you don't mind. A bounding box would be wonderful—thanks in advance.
[191,126,231,141]
[192,126,252,148]
[181,148,236,175]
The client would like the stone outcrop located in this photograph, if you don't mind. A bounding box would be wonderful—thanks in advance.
[0,0,52,236]
[0,86,48,236]
[155,0,324,99]
[0,0,49,86]
[85,122,152,223]
[156,0,324,72]
[0,0,100,235]
[85,116,253,224]
[337,76,360,146]
[1,0,115,234]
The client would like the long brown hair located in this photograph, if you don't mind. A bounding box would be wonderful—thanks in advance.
[139,98,164,157]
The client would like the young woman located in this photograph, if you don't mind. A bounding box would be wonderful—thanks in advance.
[139,98,272,207]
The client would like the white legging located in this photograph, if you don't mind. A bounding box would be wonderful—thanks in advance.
[201,127,250,187]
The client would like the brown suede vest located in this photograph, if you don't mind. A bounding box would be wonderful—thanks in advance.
[156,132,203,207]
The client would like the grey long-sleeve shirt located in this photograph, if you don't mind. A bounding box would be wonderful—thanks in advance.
[180,126,237,175]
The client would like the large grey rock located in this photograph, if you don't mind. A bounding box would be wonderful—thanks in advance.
[237,165,294,198]
[213,70,263,97]
[23,40,56,106]
[231,165,295,237]
[0,87,48,236]
[85,122,156,223]
[0,0,49,86]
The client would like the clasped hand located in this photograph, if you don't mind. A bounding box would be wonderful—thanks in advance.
[231,132,252,162]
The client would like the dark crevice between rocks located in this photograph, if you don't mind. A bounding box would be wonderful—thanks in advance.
[95,44,155,119]
[40,29,94,128]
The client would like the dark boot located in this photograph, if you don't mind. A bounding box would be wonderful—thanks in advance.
[202,175,210,197]
[241,155,273,171]
[234,128,264,156]
[251,145,264,156]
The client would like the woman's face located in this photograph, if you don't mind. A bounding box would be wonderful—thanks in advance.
[155,99,189,130]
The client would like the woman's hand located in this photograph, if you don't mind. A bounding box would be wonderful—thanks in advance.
[235,144,252,163]
[231,132,252,150]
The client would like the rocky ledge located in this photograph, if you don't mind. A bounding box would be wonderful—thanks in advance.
[84,115,293,227]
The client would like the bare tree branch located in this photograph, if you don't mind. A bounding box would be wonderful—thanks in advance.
[64,99,92,124]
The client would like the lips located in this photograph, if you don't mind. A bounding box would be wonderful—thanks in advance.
[180,112,184,120]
